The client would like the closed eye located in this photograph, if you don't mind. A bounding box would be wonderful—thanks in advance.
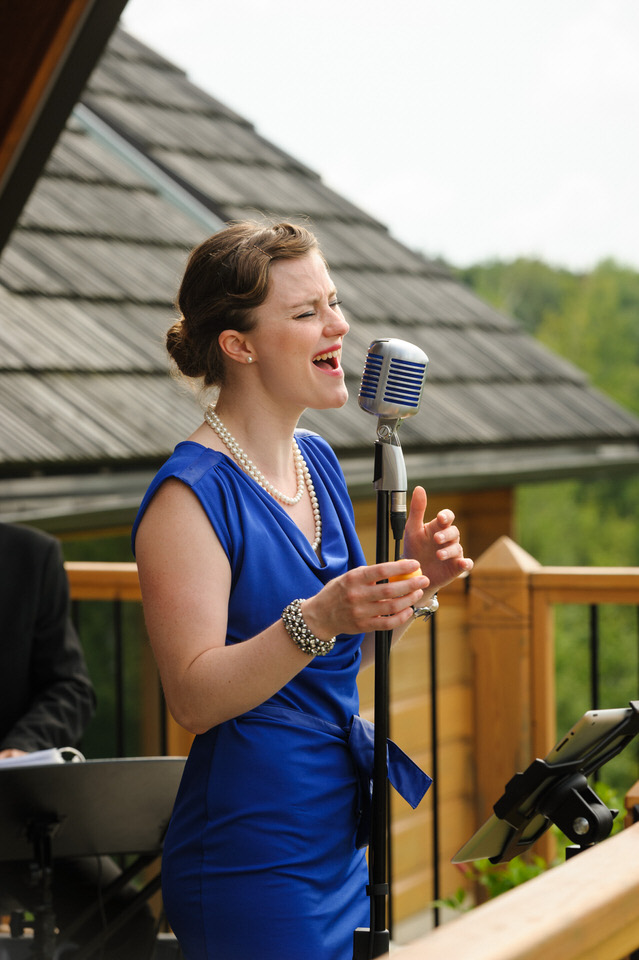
[293,299,342,320]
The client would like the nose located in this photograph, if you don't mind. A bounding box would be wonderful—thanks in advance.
[324,305,349,337]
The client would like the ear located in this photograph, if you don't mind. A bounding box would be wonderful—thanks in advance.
[218,329,255,366]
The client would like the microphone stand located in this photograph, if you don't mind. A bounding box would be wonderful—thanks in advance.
[354,419,406,960]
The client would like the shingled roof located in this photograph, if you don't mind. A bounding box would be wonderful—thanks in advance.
[0,28,638,528]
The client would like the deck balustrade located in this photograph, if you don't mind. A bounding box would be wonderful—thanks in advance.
[64,543,639,951]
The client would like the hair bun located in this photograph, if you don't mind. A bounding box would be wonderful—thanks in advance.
[166,317,204,379]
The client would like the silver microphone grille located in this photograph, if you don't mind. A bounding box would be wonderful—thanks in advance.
[358,338,429,419]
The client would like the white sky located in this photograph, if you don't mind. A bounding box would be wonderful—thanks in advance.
[122,0,639,272]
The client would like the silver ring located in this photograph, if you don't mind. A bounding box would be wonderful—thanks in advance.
[412,593,439,620]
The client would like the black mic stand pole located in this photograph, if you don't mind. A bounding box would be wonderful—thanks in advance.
[354,420,407,960]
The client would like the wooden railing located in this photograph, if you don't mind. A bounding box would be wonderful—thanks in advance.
[382,821,639,959]
[467,538,639,863]
[65,550,639,942]
[66,561,140,600]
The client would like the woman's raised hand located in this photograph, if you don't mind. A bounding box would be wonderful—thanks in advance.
[402,486,473,592]
[297,486,473,644]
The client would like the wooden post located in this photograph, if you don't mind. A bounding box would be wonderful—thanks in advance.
[468,537,543,831]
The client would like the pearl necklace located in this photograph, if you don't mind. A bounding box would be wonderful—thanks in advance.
[204,405,322,551]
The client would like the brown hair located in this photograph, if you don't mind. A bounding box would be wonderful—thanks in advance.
[166,220,321,387]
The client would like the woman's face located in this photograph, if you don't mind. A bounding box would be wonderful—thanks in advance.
[245,252,350,413]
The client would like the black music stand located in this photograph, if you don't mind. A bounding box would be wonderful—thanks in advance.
[453,701,639,866]
[0,756,185,960]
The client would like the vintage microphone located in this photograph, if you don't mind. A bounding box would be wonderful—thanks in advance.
[353,339,429,959]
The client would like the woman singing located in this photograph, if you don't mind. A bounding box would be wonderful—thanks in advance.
[133,220,472,959]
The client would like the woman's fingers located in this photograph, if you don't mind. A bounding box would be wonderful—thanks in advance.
[304,561,430,638]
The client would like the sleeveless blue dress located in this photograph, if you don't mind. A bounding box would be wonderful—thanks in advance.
[132,430,430,960]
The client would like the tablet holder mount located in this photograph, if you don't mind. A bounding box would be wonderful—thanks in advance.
[487,700,639,864]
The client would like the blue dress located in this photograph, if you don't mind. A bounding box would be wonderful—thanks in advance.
[132,430,429,960]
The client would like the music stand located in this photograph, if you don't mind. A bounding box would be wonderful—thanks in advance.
[453,701,639,866]
[0,756,185,960]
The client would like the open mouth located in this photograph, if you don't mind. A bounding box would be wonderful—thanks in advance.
[312,349,340,371]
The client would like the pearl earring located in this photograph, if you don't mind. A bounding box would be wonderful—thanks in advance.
[246,356,253,364]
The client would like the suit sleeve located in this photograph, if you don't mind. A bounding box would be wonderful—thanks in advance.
[0,537,97,752]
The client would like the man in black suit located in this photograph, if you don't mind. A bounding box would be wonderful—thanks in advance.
[0,522,156,959]
[0,522,96,758]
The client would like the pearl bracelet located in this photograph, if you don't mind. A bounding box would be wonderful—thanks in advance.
[412,593,439,621]
[281,599,336,657]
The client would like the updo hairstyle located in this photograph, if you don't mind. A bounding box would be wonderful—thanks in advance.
[166,220,321,387]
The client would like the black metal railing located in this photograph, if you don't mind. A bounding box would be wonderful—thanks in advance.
[71,597,166,760]
[555,600,639,747]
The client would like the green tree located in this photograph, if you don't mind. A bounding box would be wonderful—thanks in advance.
[457,257,575,334]
[536,259,639,416]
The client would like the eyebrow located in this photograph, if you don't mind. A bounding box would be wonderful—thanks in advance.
[288,286,338,311]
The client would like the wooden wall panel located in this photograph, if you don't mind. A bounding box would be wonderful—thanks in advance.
[0,0,129,252]
[0,1,93,179]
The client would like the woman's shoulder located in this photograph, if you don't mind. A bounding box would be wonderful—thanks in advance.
[132,442,234,553]
[144,440,244,504]
[164,441,227,486]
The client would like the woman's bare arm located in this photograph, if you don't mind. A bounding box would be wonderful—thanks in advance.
[136,479,429,733]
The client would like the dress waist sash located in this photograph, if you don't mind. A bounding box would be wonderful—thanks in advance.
[242,703,432,848]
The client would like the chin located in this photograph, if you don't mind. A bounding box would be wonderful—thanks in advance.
[315,391,349,411]
[328,382,349,407]
[324,401,348,413]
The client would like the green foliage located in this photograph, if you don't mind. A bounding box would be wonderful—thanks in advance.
[593,780,627,836]
[516,476,639,568]
[432,853,549,916]
[536,260,639,417]
[61,532,134,564]
[466,853,548,898]
[457,257,576,335]
[456,256,639,415]
[431,885,473,915]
